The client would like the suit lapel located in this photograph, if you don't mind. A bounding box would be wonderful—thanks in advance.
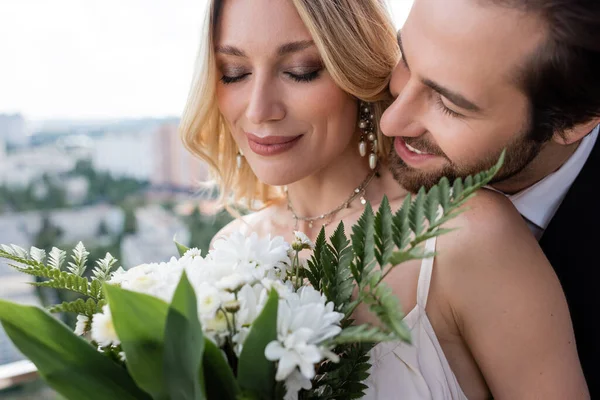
[539,135,600,395]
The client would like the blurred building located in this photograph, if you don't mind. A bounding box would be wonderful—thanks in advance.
[0,144,77,188]
[0,204,124,247]
[0,113,28,148]
[152,123,209,191]
[120,204,190,268]
[91,131,155,181]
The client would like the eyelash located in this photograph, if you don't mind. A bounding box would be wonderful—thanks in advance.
[434,95,462,118]
[220,70,321,85]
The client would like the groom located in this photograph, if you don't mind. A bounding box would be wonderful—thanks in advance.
[381,0,600,395]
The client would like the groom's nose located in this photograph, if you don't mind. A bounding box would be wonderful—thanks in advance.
[380,64,428,139]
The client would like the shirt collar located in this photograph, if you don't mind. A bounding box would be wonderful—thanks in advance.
[508,125,599,230]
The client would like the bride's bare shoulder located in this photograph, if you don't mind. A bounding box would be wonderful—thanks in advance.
[209,206,279,247]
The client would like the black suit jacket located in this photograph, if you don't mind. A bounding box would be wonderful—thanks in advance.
[539,135,599,396]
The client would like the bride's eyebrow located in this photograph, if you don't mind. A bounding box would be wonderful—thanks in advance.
[215,40,315,58]
[277,40,315,56]
[215,45,246,57]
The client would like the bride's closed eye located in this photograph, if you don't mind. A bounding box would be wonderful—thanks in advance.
[219,65,323,85]
[284,67,322,83]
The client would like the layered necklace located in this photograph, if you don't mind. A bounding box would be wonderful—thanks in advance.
[285,166,379,231]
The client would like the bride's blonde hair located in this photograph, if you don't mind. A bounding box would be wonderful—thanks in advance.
[180,0,399,211]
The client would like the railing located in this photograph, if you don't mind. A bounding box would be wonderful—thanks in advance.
[0,360,38,391]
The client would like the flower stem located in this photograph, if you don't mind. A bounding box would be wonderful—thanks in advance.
[294,252,300,289]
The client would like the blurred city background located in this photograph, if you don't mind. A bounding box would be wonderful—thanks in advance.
[0,0,412,397]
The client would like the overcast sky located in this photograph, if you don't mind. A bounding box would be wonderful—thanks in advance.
[0,0,413,120]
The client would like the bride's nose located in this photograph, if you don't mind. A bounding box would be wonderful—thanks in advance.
[245,75,286,125]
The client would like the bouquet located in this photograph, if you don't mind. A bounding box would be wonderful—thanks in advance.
[0,158,501,400]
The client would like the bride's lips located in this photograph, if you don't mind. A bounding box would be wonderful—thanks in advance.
[246,132,303,156]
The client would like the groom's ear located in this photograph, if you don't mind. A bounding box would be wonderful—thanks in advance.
[551,118,600,145]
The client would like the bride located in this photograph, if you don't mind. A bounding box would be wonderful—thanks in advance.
[180,0,588,398]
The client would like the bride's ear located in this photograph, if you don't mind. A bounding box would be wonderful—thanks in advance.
[552,119,600,145]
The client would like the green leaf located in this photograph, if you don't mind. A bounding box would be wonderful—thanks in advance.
[305,228,327,290]
[0,299,150,400]
[329,325,396,345]
[374,196,394,268]
[350,203,375,285]
[387,246,431,267]
[365,282,411,343]
[325,223,354,311]
[409,188,427,236]
[104,284,169,400]
[175,239,190,257]
[163,272,205,400]
[203,338,240,400]
[47,297,102,316]
[392,195,412,251]
[48,247,66,270]
[237,289,279,399]
[310,344,373,400]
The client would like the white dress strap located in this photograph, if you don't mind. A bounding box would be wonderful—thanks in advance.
[416,236,437,308]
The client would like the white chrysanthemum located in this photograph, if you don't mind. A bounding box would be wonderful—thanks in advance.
[108,260,184,302]
[204,310,231,340]
[209,232,291,284]
[196,282,223,319]
[180,248,203,267]
[74,314,89,336]
[284,369,312,400]
[265,286,344,383]
[91,305,120,347]
[265,328,322,380]
[292,231,314,251]
[260,278,294,300]
[215,272,251,292]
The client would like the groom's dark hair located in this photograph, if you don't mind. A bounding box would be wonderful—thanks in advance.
[484,0,600,142]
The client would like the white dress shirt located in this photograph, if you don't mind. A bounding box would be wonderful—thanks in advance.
[506,125,599,239]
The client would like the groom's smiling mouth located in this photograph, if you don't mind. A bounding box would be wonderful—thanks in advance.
[394,137,445,168]
[405,142,432,155]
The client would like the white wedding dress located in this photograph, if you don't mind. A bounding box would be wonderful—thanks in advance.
[363,237,469,399]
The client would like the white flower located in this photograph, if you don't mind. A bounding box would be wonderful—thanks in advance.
[292,231,314,251]
[91,305,120,347]
[284,369,312,400]
[260,278,294,300]
[215,272,252,292]
[204,310,231,336]
[265,286,344,382]
[209,232,291,283]
[74,314,89,336]
[180,248,203,267]
[183,247,202,259]
[108,261,184,302]
[196,282,222,319]
[265,328,322,380]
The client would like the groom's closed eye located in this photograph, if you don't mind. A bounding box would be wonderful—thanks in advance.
[396,31,483,115]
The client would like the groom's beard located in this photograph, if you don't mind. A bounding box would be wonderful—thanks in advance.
[388,133,543,194]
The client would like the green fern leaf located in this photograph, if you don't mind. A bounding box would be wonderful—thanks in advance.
[409,188,427,237]
[310,344,373,400]
[29,246,46,264]
[374,196,394,269]
[391,195,412,251]
[306,228,327,290]
[329,325,396,345]
[48,247,66,270]
[90,279,103,299]
[92,253,118,282]
[67,242,89,276]
[350,203,375,286]
[364,281,411,343]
